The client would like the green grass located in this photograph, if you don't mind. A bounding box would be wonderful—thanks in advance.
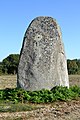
[0,101,42,112]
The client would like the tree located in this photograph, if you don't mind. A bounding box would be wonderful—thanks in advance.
[67,59,78,74]
[0,62,3,75]
[76,59,80,74]
[2,54,19,74]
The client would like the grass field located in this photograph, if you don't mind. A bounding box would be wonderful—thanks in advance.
[69,75,80,86]
[0,75,80,89]
[0,75,17,89]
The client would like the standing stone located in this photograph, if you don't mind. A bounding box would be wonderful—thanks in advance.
[17,16,69,91]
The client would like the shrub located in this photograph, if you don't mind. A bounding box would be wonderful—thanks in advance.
[0,86,80,103]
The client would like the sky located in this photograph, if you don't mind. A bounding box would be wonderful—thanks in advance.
[0,0,80,61]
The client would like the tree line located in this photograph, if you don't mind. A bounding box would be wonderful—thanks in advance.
[0,54,80,75]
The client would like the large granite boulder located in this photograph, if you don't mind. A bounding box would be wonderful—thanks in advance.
[17,16,69,91]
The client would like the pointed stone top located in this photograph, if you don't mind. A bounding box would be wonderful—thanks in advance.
[17,16,69,91]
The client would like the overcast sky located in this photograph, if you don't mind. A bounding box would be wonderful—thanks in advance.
[0,0,80,61]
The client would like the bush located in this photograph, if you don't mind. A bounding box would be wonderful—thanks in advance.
[0,86,80,104]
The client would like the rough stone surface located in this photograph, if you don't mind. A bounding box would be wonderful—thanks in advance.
[17,16,69,91]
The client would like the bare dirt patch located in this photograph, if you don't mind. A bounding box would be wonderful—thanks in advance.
[0,100,80,120]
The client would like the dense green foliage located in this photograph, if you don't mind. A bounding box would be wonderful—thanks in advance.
[0,54,19,75]
[67,59,80,74]
[0,86,80,104]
